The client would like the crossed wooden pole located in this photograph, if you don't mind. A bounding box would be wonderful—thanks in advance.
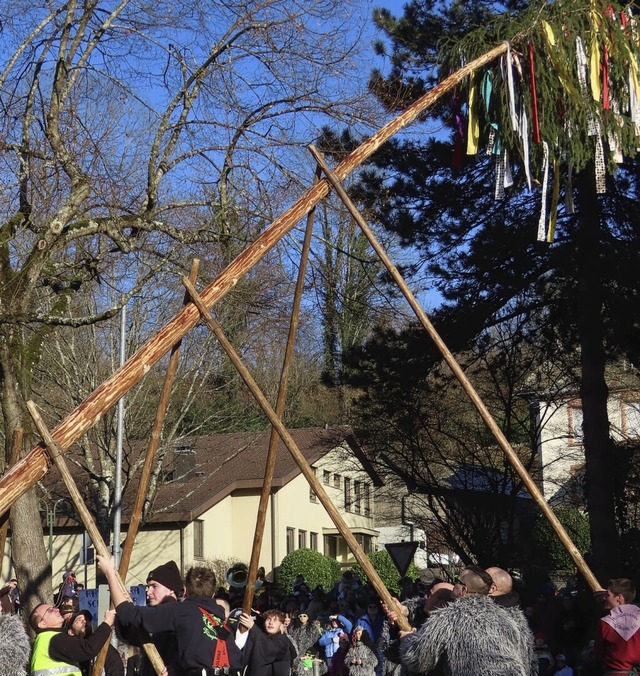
[0,40,602,676]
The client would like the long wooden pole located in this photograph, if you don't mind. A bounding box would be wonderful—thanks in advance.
[242,168,321,614]
[181,278,412,632]
[308,144,601,592]
[118,259,201,580]
[26,402,165,675]
[0,42,508,517]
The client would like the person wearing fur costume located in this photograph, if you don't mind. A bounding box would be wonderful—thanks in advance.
[346,627,378,676]
[399,566,537,676]
[0,613,30,676]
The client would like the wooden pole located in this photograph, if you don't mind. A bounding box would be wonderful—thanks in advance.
[242,168,321,615]
[308,144,601,592]
[0,429,22,560]
[26,402,166,675]
[0,42,509,517]
[181,278,413,631]
[118,259,201,581]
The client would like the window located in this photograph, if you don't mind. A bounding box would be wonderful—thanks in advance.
[355,533,372,554]
[344,478,351,511]
[333,474,341,489]
[323,470,331,485]
[286,527,295,554]
[310,532,318,551]
[324,535,337,558]
[363,483,371,517]
[623,401,640,438]
[353,481,361,514]
[299,530,307,549]
[568,404,583,442]
[193,520,204,559]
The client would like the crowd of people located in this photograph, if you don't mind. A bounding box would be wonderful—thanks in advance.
[1,562,640,675]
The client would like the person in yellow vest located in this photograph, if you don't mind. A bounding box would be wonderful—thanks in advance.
[29,602,115,676]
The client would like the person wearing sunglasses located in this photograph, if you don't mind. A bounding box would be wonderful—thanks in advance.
[399,566,536,676]
[29,602,116,676]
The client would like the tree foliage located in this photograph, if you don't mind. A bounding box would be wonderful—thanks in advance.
[277,548,341,593]
[350,550,419,596]
[533,507,591,572]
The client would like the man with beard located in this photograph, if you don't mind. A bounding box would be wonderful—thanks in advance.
[67,609,123,676]
[29,603,115,676]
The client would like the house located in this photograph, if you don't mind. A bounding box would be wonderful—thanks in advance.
[535,388,640,504]
[4,426,382,588]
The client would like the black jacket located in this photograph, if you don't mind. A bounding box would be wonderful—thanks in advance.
[241,625,296,676]
[116,596,242,675]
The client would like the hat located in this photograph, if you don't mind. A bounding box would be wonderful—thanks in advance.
[147,561,183,596]
[70,609,93,624]
[555,654,566,661]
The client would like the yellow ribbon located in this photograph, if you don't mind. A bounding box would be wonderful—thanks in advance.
[467,73,479,155]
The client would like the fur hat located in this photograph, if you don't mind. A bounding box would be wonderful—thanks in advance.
[147,560,182,596]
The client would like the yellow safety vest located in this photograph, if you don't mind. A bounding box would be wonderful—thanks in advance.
[30,630,82,676]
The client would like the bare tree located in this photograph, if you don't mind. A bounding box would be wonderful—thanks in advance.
[0,0,374,611]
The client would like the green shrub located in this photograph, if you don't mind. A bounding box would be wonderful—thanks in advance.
[533,507,591,571]
[278,548,341,592]
[350,550,419,596]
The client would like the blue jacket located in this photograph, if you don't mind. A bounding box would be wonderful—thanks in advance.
[318,615,352,659]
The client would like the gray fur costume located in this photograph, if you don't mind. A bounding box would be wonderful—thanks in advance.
[400,595,537,676]
[0,613,30,676]
[346,640,379,676]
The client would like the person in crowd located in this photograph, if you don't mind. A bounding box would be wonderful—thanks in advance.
[67,609,123,676]
[534,632,556,675]
[345,626,378,676]
[399,565,536,675]
[290,610,321,660]
[553,653,574,676]
[236,609,297,676]
[98,555,241,676]
[594,577,640,673]
[29,602,115,676]
[117,560,182,676]
[0,578,19,615]
[319,613,353,667]
[486,567,521,608]
[356,598,387,676]
[0,613,30,676]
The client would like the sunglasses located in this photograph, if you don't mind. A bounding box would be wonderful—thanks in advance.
[298,614,308,618]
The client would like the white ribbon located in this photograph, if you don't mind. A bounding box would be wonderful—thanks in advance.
[504,43,519,132]
[519,102,532,190]
[537,141,549,242]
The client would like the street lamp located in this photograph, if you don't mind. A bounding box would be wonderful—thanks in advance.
[39,497,73,564]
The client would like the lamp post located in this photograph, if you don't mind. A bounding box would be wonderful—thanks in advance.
[40,498,73,565]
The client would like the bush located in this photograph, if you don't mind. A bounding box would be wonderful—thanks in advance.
[278,549,341,592]
[350,550,419,596]
[533,507,591,572]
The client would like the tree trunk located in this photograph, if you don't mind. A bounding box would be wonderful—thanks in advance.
[576,168,619,581]
[1,335,52,616]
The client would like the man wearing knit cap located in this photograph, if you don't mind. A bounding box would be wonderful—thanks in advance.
[118,560,182,676]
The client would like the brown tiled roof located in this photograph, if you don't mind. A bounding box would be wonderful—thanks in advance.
[40,426,374,525]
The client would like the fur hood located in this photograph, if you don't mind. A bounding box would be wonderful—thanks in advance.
[400,595,537,676]
[0,614,31,676]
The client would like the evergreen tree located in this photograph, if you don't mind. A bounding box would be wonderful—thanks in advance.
[354,0,640,578]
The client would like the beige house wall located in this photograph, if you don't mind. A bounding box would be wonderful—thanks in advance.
[3,442,379,586]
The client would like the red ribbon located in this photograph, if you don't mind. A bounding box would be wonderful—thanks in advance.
[528,41,541,144]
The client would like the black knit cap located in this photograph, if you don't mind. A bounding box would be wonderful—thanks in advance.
[147,560,183,596]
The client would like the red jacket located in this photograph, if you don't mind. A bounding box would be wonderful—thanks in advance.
[595,604,640,671]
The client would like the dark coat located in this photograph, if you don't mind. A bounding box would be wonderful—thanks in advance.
[241,624,297,676]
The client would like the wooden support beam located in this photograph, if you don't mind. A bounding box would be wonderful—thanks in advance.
[0,42,508,517]
[308,144,601,592]
[181,277,413,632]
[26,402,166,675]
[242,168,320,614]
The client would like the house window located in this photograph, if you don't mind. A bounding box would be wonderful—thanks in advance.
[310,532,318,551]
[364,483,371,517]
[193,520,204,559]
[299,530,307,549]
[568,404,583,442]
[355,533,372,554]
[344,478,351,511]
[323,470,331,485]
[333,474,341,489]
[324,535,337,558]
[353,481,361,514]
[622,401,640,438]
[286,527,295,554]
